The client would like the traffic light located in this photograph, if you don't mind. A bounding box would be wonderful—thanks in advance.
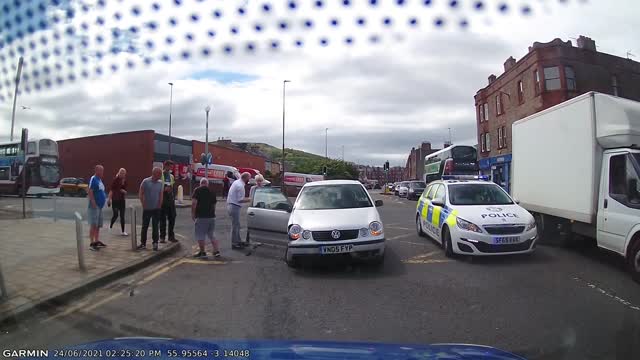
[384,161,389,171]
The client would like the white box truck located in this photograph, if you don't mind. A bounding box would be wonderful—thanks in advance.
[512,92,640,282]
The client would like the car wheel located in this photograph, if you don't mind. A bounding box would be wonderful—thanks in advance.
[442,226,455,258]
[284,247,299,268]
[416,215,425,237]
[628,238,640,284]
[59,189,65,196]
[80,190,87,197]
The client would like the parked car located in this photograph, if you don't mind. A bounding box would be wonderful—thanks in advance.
[374,183,381,189]
[398,182,410,198]
[394,183,402,196]
[386,183,395,192]
[406,181,427,200]
[59,177,88,197]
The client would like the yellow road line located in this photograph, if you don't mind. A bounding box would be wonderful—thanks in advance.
[180,259,230,265]
[409,251,440,260]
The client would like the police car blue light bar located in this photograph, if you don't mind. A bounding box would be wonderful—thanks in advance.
[442,175,490,181]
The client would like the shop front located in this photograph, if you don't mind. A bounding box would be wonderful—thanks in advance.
[478,154,512,194]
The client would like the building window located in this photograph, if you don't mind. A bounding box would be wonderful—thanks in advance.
[565,66,576,90]
[517,80,524,103]
[544,66,561,91]
[481,133,486,152]
[483,103,489,122]
[496,94,503,115]
[498,127,503,149]
[478,105,483,122]
[534,69,541,95]
[612,75,619,96]
[485,133,491,152]
[502,126,507,148]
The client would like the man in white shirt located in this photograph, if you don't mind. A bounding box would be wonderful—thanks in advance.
[227,172,251,249]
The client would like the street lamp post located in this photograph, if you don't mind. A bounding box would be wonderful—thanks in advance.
[168,82,174,160]
[324,128,328,176]
[9,57,24,142]
[282,80,291,194]
[205,106,211,180]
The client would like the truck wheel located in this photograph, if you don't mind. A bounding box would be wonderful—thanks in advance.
[628,238,640,284]
[442,226,455,258]
[533,213,569,246]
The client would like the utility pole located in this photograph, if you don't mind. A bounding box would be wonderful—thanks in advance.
[448,127,452,146]
[205,106,211,181]
[9,57,24,141]
[324,128,328,176]
[168,82,174,160]
[282,80,291,193]
[341,145,344,161]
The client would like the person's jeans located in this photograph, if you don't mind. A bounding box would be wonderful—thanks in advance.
[160,202,176,240]
[110,199,126,232]
[141,209,160,245]
[227,204,242,245]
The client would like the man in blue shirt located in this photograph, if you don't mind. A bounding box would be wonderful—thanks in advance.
[88,164,107,251]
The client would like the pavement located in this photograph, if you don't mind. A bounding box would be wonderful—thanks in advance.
[0,216,179,324]
[1,193,640,359]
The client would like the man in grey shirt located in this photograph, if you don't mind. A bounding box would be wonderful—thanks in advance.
[138,167,164,251]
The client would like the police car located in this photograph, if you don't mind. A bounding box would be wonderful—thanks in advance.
[415,176,537,257]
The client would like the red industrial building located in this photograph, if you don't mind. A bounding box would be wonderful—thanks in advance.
[58,130,267,194]
[475,35,640,192]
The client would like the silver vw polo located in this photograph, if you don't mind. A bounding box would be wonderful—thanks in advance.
[285,180,386,267]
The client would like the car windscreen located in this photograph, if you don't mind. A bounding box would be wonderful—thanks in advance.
[410,182,426,189]
[296,184,373,210]
[448,183,513,206]
[252,188,290,211]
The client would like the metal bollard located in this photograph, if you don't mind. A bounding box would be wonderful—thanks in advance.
[75,212,87,272]
[129,206,137,250]
[53,193,57,222]
[0,261,8,301]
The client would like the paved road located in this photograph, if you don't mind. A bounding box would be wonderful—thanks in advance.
[1,193,640,359]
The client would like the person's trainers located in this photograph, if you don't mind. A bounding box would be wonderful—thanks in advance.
[232,244,244,250]
[153,243,159,251]
[213,251,221,258]
[169,238,178,243]
[193,251,207,258]
[159,239,167,244]
[136,244,146,250]
[121,231,129,236]
[90,243,100,251]
[96,241,107,247]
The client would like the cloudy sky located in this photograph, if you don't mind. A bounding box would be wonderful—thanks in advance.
[0,0,639,166]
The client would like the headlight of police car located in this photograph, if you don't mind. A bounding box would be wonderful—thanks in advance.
[456,217,482,233]
[525,219,537,231]
[369,221,383,236]
[288,224,302,240]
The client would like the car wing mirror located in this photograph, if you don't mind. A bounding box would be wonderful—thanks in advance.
[431,197,445,207]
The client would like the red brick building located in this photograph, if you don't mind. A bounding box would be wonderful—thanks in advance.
[475,35,640,192]
[404,142,441,181]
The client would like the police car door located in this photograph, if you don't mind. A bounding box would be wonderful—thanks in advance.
[425,184,446,243]
[419,184,439,239]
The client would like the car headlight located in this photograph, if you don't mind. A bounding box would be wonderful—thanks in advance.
[369,221,383,236]
[302,230,312,239]
[525,219,537,231]
[359,228,369,237]
[456,217,482,233]
[288,224,302,240]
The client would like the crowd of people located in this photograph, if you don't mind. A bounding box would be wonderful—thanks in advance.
[85,161,268,257]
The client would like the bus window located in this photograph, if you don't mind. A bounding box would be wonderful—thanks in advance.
[27,141,37,155]
[0,167,10,181]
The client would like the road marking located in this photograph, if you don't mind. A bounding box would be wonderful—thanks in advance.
[180,259,231,265]
[403,259,452,264]
[572,276,640,312]
[402,251,451,264]
[387,233,414,241]
[387,226,412,231]
[175,233,187,240]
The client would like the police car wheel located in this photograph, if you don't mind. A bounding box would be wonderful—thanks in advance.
[443,227,455,258]
[628,238,640,284]
[416,215,425,237]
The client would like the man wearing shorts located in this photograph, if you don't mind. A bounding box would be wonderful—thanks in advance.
[192,178,219,258]
[88,165,107,251]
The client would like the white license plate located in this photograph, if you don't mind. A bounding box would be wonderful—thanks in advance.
[320,244,354,254]
[493,236,520,244]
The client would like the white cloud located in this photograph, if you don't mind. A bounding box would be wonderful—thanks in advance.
[0,0,639,166]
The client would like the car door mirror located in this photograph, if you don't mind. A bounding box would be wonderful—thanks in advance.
[375,199,384,207]
[431,197,445,207]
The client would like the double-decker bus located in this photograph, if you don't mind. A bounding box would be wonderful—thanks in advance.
[424,145,478,184]
[0,138,61,196]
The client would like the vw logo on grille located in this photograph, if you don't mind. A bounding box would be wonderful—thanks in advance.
[331,230,341,239]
